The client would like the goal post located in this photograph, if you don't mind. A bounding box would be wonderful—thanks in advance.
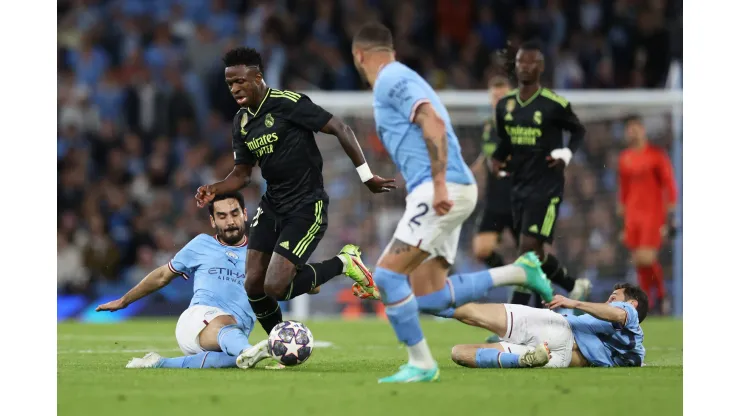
[286,89,683,320]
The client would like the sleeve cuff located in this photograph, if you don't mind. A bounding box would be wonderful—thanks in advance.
[168,261,190,280]
[409,98,431,122]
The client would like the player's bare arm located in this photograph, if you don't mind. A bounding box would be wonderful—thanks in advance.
[414,102,452,215]
[320,116,396,193]
[95,264,179,312]
[196,164,253,207]
[546,295,627,326]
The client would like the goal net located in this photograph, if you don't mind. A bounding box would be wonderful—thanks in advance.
[282,89,683,319]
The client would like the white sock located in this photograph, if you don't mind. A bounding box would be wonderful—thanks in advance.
[407,338,436,369]
[489,264,527,287]
[336,255,349,273]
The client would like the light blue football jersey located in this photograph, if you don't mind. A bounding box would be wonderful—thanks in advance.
[372,62,475,192]
[566,302,645,367]
[168,234,255,331]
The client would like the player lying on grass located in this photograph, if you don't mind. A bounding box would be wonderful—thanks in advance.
[96,192,275,370]
[448,283,647,368]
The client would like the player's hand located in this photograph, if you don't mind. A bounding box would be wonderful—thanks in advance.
[364,175,397,193]
[96,298,127,312]
[432,183,454,216]
[546,156,566,170]
[488,158,505,176]
[195,185,217,208]
[545,294,578,310]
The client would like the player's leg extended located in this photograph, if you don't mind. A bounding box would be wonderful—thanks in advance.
[518,197,590,304]
[246,249,283,335]
[198,315,270,369]
[245,202,284,335]
[374,239,440,383]
[264,200,373,300]
[450,342,550,369]
[126,351,239,369]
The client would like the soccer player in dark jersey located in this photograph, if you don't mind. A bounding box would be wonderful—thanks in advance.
[489,41,592,307]
[195,47,396,335]
[472,76,516,270]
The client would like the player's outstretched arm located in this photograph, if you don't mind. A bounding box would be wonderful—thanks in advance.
[195,164,252,208]
[320,116,397,193]
[546,295,627,325]
[95,265,179,312]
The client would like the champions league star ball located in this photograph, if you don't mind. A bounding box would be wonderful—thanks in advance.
[267,320,314,366]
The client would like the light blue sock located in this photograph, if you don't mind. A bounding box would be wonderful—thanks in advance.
[374,267,424,346]
[217,325,252,356]
[416,283,452,314]
[475,348,521,368]
[156,352,237,369]
[447,270,494,306]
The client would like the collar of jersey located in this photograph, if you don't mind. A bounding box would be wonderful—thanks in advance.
[214,235,248,247]
[373,62,394,91]
[247,87,271,117]
[515,87,542,107]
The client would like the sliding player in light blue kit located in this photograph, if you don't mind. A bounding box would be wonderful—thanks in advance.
[96,192,273,370]
[350,22,554,383]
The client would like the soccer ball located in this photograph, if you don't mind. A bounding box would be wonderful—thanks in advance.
[267,320,314,366]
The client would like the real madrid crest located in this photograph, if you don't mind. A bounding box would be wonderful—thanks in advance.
[533,111,542,125]
[240,112,249,135]
[506,99,516,113]
[265,113,274,128]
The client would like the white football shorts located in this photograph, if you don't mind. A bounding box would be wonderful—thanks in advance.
[175,305,231,355]
[391,181,478,265]
[499,304,575,368]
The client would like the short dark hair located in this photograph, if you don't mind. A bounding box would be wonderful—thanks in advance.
[353,22,394,50]
[519,39,543,54]
[613,283,649,323]
[208,192,246,217]
[222,47,263,73]
[623,114,643,125]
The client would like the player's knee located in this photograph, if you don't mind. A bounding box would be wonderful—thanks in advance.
[518,237,542,257]
[450,345,475,368]
[244,275,265,295]
[472,237,495,261]
[263,279,289,299]
[633,249,657,266]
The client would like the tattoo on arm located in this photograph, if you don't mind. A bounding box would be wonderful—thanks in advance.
[417,104,447,180]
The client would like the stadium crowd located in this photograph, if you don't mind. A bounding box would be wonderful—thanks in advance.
[57,0,682,309]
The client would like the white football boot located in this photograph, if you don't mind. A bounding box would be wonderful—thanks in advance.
[236,340,271,369]
[518,343,551,368]
[126,352,163,369]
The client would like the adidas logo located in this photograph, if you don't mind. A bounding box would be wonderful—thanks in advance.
[279,241,290,250]
[528,224,539,233]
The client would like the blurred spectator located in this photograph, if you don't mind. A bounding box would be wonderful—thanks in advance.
[57,0,682,305]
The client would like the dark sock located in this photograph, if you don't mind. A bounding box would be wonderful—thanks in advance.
[532,294,544,308]
[510,290,532,306]
[280,257,344,300]
[540,254,576,292]
[484,251,505,268]
[248,295,283,335]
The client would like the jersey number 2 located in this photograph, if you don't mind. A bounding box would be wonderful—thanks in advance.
[408,203,429,229]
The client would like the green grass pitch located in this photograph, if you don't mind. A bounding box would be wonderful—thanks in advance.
[58,317,682,416]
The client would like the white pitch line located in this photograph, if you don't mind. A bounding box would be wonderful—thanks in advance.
[58,341,336,354]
